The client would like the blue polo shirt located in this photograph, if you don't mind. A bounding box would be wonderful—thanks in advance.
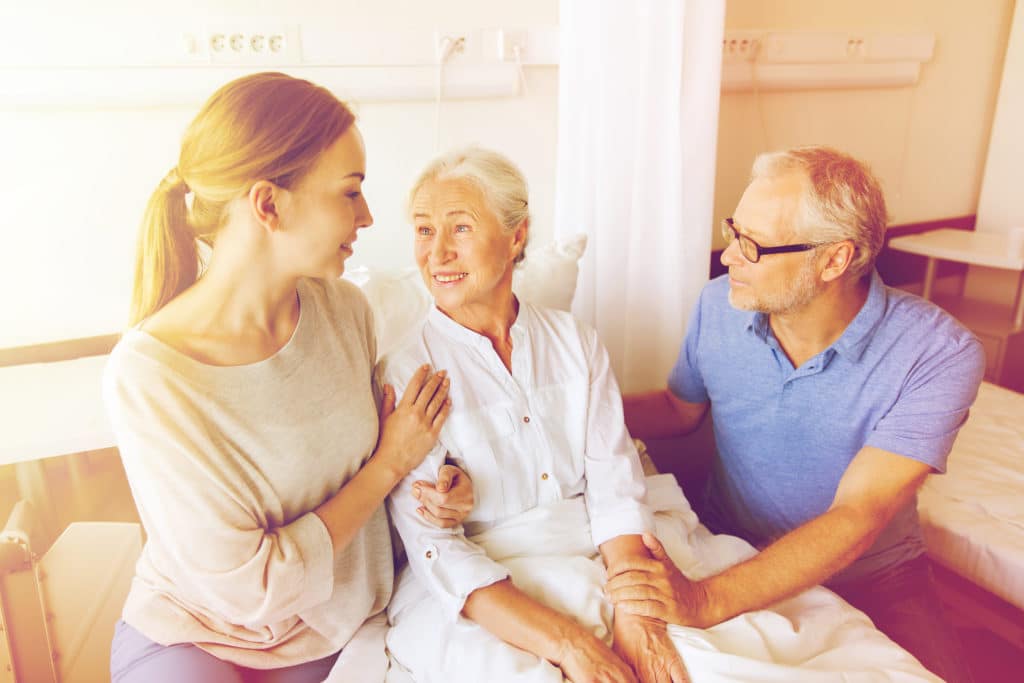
[668,272,985,583]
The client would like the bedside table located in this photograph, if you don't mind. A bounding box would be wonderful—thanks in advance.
[888,228,1024,391]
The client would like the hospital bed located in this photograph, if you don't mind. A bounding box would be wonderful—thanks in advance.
[0,500,141,683]
[917,380,1024,650]
[327,240,942,681]
[0,234,955,682]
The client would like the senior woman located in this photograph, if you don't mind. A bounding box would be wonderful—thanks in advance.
[383,148,688,683]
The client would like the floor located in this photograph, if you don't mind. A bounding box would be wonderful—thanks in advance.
[959,626,1024,682]
[2,450,1022,682]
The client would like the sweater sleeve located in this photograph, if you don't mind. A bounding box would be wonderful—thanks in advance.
[103,351,334,628]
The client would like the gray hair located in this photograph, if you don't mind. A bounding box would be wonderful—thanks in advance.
[751,146,888,280]
[407,146,530,263]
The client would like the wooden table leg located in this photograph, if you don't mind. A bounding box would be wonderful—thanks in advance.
[13,461,56,549]
[922,257,937,300]
[1014,270,1024,330]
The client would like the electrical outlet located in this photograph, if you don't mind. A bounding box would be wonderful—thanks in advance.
[434,33,466,62]
[434,30,481,66]
[846,36,866,58]
[497,28,529,62]
[199,24,302,64]
[721,31,762,63]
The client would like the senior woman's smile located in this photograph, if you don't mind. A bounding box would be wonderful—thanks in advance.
[411,175,527,325]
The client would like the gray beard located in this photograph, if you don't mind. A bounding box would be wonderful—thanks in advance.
[729,258,821,315]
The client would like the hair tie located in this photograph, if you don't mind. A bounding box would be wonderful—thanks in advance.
[164,167,190,196]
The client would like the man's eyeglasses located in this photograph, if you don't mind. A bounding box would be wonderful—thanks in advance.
[721,218,821,264]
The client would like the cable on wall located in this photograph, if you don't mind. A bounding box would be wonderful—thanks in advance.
[748,38,773,152]
[434,35,465,152]
[512,43,530,96]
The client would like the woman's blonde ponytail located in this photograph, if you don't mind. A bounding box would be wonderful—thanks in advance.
[129,168,198,326]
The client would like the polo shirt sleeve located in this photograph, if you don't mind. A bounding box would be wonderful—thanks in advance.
[667,288,709,404]
[865,335,986,472]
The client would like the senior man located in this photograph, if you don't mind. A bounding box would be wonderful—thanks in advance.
[610,146,983,683]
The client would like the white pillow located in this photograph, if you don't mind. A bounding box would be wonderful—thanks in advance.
[512,232,587,312]
[344,233,587,357]
[343,266,431,358]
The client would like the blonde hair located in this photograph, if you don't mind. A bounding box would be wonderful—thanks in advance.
[130,72,355,325]
[407,146,530,263]
[751,146,888,280]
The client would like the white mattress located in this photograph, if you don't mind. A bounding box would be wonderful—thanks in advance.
[918,381,1024,610]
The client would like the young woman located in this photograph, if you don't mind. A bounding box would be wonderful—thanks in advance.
[104,72,466,683]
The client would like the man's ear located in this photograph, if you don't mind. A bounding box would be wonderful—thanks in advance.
[820,240,856,283]
[248,180,282,233]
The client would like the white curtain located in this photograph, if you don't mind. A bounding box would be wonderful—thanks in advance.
[555,0,724,392]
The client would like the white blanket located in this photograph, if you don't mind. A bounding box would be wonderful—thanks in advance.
[917,381,1024,610]
[377,474,940,683]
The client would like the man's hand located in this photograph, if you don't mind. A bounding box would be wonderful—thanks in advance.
[606,533,715,628]
[412,463,474,529]
[613,612,690,683]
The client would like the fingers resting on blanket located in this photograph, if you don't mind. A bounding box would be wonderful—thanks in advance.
[606,533,713,628]
[555,628,639,683]
[412,463,474,529]
[614,613,691,683]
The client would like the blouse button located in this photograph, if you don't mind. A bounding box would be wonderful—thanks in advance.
[425,550,433,559]
[523,416,531,423]
[541,472,549,481]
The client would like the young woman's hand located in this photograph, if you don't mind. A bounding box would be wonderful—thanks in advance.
[556,630,638,683]
[412,463,474,528]
[375,365,452,479]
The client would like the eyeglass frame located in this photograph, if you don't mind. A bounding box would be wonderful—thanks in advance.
[721,217,825,264]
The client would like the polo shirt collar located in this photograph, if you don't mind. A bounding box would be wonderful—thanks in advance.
[746,309,768,340]
[831,270,887,361]
[745,270,888,362]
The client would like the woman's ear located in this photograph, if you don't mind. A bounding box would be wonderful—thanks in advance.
[512,217,529,262]
[249,180,282,233]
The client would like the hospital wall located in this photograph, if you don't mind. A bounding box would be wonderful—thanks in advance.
[1,0,1016,349]
[0,0,560,348]
[714,0,1017,249]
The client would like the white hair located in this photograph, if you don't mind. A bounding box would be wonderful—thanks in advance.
[751,146,888,280]
[407,146,530,263]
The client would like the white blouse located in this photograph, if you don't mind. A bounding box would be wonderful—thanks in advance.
[383,302,652,620]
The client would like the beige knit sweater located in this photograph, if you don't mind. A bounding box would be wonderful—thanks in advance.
[103,277,392,669]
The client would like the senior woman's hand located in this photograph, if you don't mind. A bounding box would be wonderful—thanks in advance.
[412,463,474,528]
[613,612,690,683]
[556,629,639,683]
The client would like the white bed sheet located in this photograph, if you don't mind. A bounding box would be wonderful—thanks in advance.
[361,475,938,683]
[917,380,1024,610]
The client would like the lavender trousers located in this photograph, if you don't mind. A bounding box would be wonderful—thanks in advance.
[110,620,339,683]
